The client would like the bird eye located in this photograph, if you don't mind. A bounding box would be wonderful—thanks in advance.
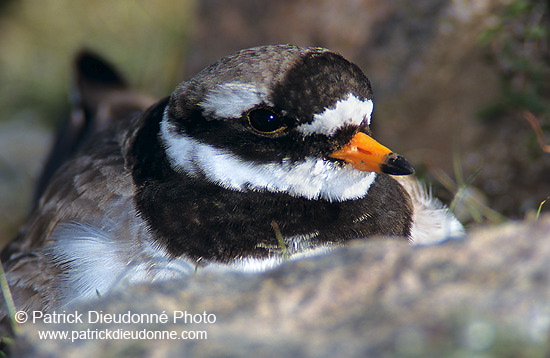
[246,108,287,134]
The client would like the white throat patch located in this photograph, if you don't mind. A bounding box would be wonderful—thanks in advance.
[160,114,376,202]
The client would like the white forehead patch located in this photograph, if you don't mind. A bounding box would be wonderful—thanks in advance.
[199,82,269,119]
[297,94,373,136]
[160,113,376,202]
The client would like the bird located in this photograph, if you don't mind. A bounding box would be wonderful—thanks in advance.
[1,44,463,313]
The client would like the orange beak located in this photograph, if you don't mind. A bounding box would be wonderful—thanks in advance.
[329,132,414,175]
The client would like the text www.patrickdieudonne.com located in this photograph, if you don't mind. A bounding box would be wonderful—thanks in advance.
[15,310,216,342]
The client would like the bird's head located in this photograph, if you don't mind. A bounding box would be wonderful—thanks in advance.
[159,45,414,202]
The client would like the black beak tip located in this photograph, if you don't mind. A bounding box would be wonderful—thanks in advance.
[381,153,415,176]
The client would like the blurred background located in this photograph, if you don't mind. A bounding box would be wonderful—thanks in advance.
[0,0,549,247]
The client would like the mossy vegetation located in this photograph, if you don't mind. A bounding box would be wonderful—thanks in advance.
[478,0,550,125]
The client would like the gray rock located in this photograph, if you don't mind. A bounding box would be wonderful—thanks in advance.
[11,215,550,357]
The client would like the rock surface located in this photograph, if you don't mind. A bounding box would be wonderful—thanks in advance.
[11,215,550,357]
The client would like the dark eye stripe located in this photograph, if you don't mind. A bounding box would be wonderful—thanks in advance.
[246,108,287,134]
